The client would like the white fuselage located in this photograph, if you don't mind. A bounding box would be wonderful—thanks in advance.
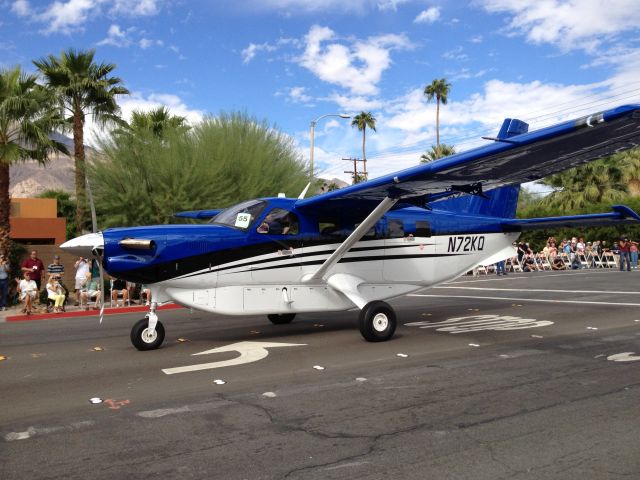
[152,232,519,315]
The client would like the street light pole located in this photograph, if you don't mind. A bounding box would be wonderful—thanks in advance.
[309,113,350,182]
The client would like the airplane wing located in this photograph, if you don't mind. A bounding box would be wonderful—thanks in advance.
[174,209,223,220]
[501,205,640,231]
[296,104,640,214]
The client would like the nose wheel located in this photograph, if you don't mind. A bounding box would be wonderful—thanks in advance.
[131,302,165,350]
[358,301,397,342]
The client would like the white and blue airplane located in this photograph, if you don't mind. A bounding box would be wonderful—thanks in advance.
[62,104,640,350]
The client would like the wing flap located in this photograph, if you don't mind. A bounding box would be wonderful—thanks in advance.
[501,205,640,231]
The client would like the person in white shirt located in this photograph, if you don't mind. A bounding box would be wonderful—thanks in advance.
[19,271,38,315]
[74,257,90,306]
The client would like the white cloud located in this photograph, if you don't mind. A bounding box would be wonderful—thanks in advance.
[442,45,468,61]
[478,0,640,52]
[288,86,313,104]
[97,24,132,48]
[298,25,413,96]
[238,0,402,14]
[414,6,440,24]
[110,0,161,17]
[139,37,163,49]
[242,42,278,63]
[11,0,31,16]
[10,0,163,35]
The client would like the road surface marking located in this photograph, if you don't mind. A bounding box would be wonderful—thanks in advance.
[409,294,640,307]
[406,314,553,333]
[162,341,306,375]
[607,352,640,362]
[436,286,640,295]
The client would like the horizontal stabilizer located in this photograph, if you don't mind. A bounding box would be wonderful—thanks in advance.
[174,209,223,219]
[501,205,640,231]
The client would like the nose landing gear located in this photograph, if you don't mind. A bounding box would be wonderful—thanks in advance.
[131,302,165,350]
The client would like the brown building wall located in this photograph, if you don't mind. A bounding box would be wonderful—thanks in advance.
[10,218,67,245]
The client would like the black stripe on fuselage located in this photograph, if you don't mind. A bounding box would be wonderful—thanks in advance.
[113,238,437,284]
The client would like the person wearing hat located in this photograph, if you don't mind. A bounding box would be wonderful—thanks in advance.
[47,254,65,277]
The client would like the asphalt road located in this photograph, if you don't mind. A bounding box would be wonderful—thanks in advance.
[1,269,639,479]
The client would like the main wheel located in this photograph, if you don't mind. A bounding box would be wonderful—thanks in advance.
[130,318,165,351]
[267,313,296,325]
[358,301,397,342]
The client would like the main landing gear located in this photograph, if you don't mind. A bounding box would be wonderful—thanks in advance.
[131,302,165,351]
[358,301,397,342]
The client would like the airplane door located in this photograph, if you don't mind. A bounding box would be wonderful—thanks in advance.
[250,208,302,283]
[383,219,435,282]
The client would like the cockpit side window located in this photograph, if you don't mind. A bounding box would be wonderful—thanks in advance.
[257,208,299,235]
[210,200,267,230]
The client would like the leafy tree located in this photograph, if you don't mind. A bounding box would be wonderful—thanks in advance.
[351,111,377,179]
[91,112,309,227]
[34,48,129,235]
[420,143,456,163]
[424,78,451,147]
[37,189,77,240]
[538,157,627,210]
[0,66,67,253]
[118,106,189,138]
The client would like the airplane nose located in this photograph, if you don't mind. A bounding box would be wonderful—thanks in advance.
[60,232,104,257]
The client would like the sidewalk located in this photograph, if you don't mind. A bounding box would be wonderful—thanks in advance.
[0,302,182,323]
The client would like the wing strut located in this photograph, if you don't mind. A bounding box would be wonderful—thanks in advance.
[302,196,399,283]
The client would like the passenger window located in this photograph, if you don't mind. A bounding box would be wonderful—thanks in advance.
[388,219,404,238]
[257,209,299,235]
[415,221,431,237]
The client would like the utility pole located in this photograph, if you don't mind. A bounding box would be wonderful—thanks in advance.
[342,157,367,184]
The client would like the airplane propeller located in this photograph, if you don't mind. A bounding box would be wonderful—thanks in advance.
[86,173,106,324]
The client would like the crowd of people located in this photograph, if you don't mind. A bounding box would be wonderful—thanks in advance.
[493,235,638,274]
[0,250,152,315]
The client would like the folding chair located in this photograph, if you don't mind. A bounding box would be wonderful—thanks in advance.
[509,256,523,272]
[604,252,618,268]
[579,253,590,269]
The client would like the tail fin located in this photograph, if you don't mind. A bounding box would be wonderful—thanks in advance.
[432,117,529,219]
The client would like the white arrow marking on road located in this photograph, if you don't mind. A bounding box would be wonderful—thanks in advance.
[162,341,306,375]
[607,352,640,362]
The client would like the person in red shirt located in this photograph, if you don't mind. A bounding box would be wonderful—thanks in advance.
[21,250,45,290]
[618,237,631,272]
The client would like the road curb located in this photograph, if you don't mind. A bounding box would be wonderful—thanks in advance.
[5,303,183,322]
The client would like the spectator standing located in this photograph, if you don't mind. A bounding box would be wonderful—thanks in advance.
[0,252,9,310]
[21,250,45,290]
[47,255,65,277]
[630,241,638,270]
[74,257,90,305]
[618,237,631,271]
[495,260,507,276]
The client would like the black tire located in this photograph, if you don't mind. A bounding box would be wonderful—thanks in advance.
[358,301,397,342]
[267,313,296,325]
[130,318,165,351]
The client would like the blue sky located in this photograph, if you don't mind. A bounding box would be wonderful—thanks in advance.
[2,0,640,185]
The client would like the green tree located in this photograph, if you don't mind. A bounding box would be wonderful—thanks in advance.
[34,48,129,235]
[119,106,189,138]
[92,112,309,227]
[351,111,377,179]
[0,66,67,253]
[420,143,456,163]
[424,78,451,147]
[538,157,627,210]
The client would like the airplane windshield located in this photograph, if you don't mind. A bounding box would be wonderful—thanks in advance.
[210,199,267,230]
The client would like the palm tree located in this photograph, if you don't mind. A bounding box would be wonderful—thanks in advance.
[424,78,451,147]
[0,66,67,252]
[126,106,189,137]
[351,111,377,179]
[420,143,456,163]
[34,48,129,235]
[617,148,640,197]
